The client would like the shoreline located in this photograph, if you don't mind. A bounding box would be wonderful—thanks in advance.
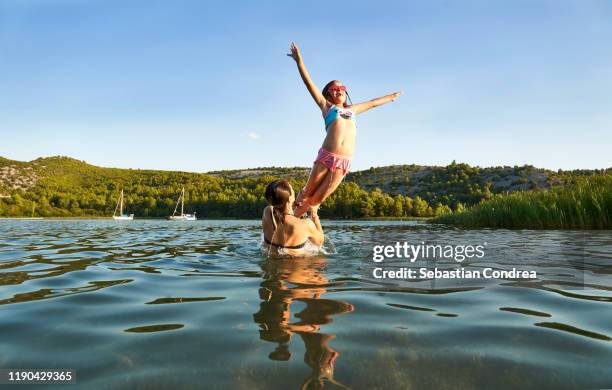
[2,217,608,230]
[0,217,44,220]
[0,216,431,221]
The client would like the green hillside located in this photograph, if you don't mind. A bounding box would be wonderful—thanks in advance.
[346,161,609,209]
[0,156,609,221]
[0,156,429,218]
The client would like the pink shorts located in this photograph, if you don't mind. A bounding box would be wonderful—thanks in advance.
[314,148,352,175]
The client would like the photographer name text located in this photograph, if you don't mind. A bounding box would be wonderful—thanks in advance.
[372,267,537,279]
[371,242,537,279]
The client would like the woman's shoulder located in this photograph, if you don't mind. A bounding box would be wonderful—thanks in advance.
[261,206,271,219]
[289,215,317,233]
[284,215,309,228]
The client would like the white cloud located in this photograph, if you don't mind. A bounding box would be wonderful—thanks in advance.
[247,132,260,140]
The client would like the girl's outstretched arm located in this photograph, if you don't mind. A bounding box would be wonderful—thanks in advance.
[288,42,327,110]
[351,92,402,115]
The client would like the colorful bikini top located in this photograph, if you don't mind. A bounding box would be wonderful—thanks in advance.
[324,105,356,128]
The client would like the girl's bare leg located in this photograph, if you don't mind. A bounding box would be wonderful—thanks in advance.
[294,162,329,217]
[307,169,346,208]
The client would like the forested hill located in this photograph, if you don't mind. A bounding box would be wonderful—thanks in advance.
[206,161,609,208]
[346,162,610,207]
[0,156,609,218]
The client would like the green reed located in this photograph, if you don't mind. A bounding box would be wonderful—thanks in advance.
[434,174,611,229]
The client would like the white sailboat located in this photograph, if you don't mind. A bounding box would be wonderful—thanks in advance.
[168,187,197,221]
[112,189,134,220]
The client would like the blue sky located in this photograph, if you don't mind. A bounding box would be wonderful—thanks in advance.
[1,0,611,172]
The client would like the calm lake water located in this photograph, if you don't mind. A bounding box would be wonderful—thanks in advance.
[1,220,611,389]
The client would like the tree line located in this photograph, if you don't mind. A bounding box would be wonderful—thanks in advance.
[1,156,608,220]
[0,172,449,219]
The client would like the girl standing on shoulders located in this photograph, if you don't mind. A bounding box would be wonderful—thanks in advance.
[288,41,402,217]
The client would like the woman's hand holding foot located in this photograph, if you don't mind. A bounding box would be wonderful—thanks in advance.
[309,205,320,220]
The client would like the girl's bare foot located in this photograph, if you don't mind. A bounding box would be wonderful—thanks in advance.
[308,205,320,220]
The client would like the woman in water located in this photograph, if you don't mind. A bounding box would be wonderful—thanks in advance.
[288,41,402,217]
[262,179,324,256]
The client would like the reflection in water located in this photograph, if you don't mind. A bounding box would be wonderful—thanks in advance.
[534,322,611,341]
[0,279,132,305]
[145,297,226,304]
[387,303,436,312]
[499,307,551,317]
[253,257,354,389]
[0,220,610,388]
[124,324,185,333]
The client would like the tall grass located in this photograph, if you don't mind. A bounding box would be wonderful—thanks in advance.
[434,175,611,229]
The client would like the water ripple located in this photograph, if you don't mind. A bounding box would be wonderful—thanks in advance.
[0,219,610,388]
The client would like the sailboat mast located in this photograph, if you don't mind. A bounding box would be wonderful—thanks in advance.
[120,189,123,216]
[114,192,121,217]
[181,187,185,216]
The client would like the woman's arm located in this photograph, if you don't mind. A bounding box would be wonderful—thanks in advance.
[262,206,276,230]
[351,92,402,115]
[288,42,327,110]
[307,206,324,246]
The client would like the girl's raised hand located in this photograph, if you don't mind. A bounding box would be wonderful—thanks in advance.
[287,41,302,63]
[390,92,402,101]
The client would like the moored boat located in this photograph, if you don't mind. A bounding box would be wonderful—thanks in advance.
[168,187,196,221]
[112,189,134,220]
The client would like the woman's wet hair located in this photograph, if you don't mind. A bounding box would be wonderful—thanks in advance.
[265,179,293,223]
[322,80,353,107]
